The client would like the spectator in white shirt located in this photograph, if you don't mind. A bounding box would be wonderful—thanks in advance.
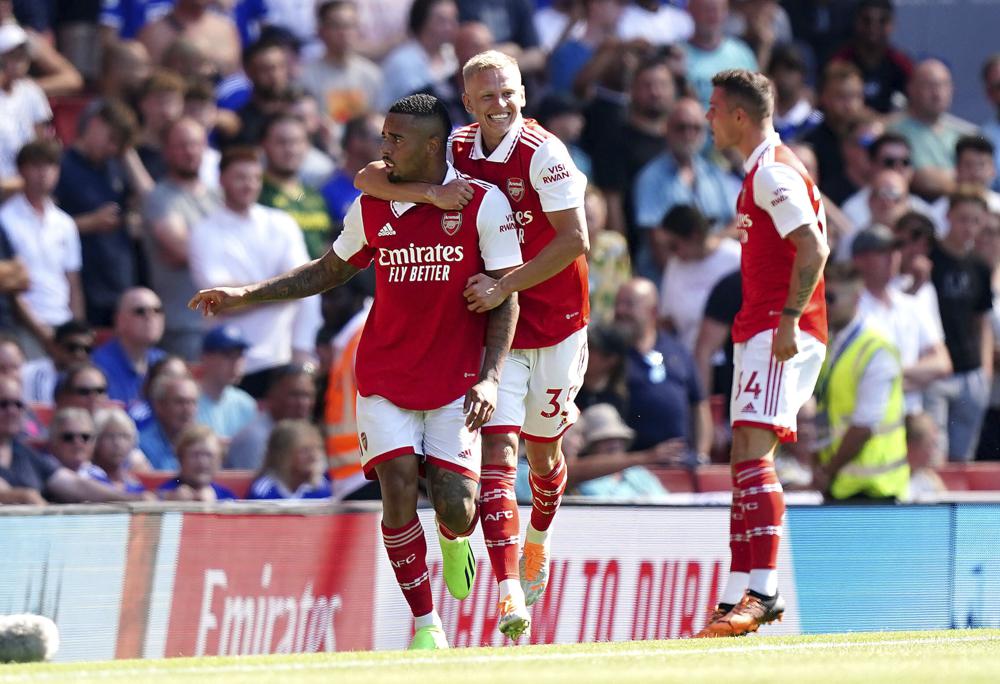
[0,23,51,195]
[189,146,322,398]
[851,224,952,415]
[0,139,83,353]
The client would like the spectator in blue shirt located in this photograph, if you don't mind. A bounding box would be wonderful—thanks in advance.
[92,287,167,412]
[613,278,712,464]
[632,97,739,279]
[138,374,199,470]
[196,325,257,439]
[99,0,175,42]
[158,424,236,501]
[248,419,331,500]
[321,112,382,228]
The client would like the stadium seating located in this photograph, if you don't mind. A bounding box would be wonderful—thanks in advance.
[136,470,256,498]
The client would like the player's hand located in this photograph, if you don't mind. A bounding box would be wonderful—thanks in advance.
[188,286,249,317]
[464,273,506,312]
[772,316,799,362]
[427,179,473,210]
[645,438,687,466]
[463,379,497,430]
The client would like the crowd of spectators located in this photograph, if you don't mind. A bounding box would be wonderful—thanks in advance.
[0,0,997,507]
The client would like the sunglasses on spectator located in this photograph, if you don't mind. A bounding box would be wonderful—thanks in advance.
[0,398,24,410]
[671,122,704,133]
[60,432,93,444]
[61,342,93,354]
[72,385,107,396]
[880,156,911,169]
[875,188,904,201]
[132,306,164,317]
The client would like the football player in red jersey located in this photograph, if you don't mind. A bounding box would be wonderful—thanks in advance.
[355,50,589,640]
[699,69,830,637]
[189,95,523,650]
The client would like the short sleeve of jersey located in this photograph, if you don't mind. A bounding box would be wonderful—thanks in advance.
[445,133,456,165]
[529,137,587,213]
[476,187,523,272]
[752,163,816,238]
[332,198,374,268]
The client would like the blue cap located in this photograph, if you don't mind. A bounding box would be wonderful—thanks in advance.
[202,325,250,353]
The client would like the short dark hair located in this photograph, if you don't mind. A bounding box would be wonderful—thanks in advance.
[955,135,995,161]
[981,53,1000,82]
[767,44,806,75]
[948,185,989,213]
[184,78,215,104]
[868,132,911,161]
[408,0,450,36]
[856,0,894,17]
[242,36,287,68]
[137,68,186,100]
[820,60,863,93]
[388,93,452,141]
[219,145,261,173]
[79,98,138,147]
[824,261,862,287]
[710,69,773,121]
[54,320,94,343]
[266,362,317,396]
[16,139,62,169]
[260,112,306,143]
[317,0,353,23]
[54,362,107,402]
[342,113,379,149]
[661,204,711,240]
[633,55,672,80]
[895,211,936,245]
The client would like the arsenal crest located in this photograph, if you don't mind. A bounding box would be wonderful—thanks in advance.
[442,211,462,235]
[507,178,525,202]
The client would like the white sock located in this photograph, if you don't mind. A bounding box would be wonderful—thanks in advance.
[414,610,443,630]
[749,569,778,597]
[499,579,524,602]
[525,523,549,546]
[720,571,749,606]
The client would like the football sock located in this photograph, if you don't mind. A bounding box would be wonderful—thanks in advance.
[413,611,443,630]
[480,464,521,582]
[528,454,567,534]
[723,482,751,606]
[735,458,785,579]
[749,570,779,597]
[382,516,433,618]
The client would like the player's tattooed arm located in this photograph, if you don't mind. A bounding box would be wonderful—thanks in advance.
[354,161,473,210]
[244,250,360,303]
[479,268,520,384]
[773,223,829,362]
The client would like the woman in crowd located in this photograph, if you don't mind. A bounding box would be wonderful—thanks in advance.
[248,419,331,500]
[91,407,146,493]
[157,424,235,501]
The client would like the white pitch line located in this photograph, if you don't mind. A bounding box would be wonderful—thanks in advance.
[2,635,998,682]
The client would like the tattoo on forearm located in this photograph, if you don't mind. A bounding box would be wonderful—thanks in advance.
[246,253,357,303]
[481,293,518,382]
[793,265,820,310]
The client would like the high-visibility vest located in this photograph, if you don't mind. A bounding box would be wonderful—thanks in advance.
[323,309,368,482]
[817,322,909,500]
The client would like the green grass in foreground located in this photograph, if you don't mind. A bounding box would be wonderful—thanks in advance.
[1,629,998,684]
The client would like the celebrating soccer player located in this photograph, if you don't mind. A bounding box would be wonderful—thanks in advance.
[699,69,830,637]
[189,94,523,650]
[356,50,589,641]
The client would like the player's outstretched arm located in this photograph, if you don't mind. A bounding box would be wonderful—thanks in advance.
[188,249,360,317]
[464,206,589,312]
[464,267,520,430]
[353,161,473,210]
[774,222,829,361]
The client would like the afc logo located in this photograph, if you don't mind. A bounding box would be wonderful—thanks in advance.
[359,432,368,452]
[390,553,417,568]
[507,178,525,202]
[442,212,462,236]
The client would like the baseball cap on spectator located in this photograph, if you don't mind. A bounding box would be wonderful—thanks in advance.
[0,24,28,55]
[202,325,250,353]
[579,404,635,448]
[851,224,899,257]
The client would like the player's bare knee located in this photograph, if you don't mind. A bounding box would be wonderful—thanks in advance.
[374,458,419,526]
[427,466,478,532]
[482,432,518,467]
[525,438,561,474]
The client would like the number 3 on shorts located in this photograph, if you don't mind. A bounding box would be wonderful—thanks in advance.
[540,386,579,419]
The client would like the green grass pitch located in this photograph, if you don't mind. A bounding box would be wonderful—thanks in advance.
[2,630,998,684]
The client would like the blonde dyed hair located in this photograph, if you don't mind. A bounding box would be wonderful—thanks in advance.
[462,49,520,84]
[258,420,324,485]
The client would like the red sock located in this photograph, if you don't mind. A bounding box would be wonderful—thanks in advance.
[734,458,785,570]
[382,516,433,618]
[729,486,751,574]
[479,465,520,581]
[528,455,567,533]
[438,505,479,540]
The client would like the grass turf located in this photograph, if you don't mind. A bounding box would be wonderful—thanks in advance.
[1,629,998,684]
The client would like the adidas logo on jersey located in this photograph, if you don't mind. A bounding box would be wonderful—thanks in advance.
[741,402,757,414]
[378,223,396,237]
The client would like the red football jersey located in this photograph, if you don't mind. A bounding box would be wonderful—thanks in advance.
[333,166,522,411]
[732,133,828,345]
[449,117,589,350]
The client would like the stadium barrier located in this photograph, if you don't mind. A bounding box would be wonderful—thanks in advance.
[1,501,997,662]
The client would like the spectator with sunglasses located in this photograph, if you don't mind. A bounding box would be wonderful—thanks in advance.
[837,168,912,261]
[91,287,167,413]
[42,407,102,480]
[0,376,147,504]
[54,363,111,415]
[21,320,93,405]
[841,133,935,237]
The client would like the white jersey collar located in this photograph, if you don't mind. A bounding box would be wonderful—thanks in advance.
[742,130,782,174]
[471,115,524,163]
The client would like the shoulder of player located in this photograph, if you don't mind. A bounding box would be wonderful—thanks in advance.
[517,120,557,153]
[449,122,479,146]
[751,159,809,197]
[453,168,498,196]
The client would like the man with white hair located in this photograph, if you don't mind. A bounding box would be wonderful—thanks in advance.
[137,375,200,470]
